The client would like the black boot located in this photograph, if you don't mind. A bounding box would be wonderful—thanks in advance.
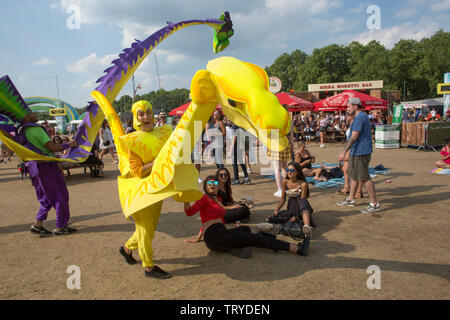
[297,236,310,256]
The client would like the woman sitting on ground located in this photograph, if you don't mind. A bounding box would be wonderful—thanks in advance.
[216,167,251,223]
[294,141,324,181]
[267,162,315,237]
[183,175,310,257]
[436,137,450,168]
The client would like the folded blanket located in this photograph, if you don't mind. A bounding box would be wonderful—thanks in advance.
[430,168,450,175]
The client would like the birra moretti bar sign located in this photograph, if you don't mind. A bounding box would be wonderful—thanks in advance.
[309,80,383,92]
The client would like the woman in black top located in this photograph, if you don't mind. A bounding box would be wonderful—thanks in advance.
[216,167,251,223]
[294,142,324,181]
[267,162,316,237]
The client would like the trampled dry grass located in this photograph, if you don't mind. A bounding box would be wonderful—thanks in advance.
[0,143,449,299]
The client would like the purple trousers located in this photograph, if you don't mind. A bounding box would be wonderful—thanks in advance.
[27,161,70,229]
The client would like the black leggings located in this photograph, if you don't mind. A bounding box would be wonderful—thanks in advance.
[203,223,290,253]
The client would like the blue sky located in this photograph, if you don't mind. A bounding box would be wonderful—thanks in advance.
[0,0,449,111]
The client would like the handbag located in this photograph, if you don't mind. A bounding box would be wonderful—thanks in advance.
[278,197,308,240]
[280,220,305,240]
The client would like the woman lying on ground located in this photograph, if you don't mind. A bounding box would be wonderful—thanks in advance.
[267,162,315,238]
[215,167,251,223]
[183,175,310,258]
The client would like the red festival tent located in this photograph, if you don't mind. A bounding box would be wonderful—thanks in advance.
[313,90,388,112]
[169,102,191,116]
[276,92,314,111]
[169,102,222,116]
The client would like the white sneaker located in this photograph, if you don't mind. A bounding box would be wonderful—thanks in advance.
[361,203,381,215]
[302,225,313,238]
[336,198,356,207]
[198,177,203,183]
[320,144,325,148]
[273,189,282,197]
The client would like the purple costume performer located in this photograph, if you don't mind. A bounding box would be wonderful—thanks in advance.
[0,75,77,235]
[19,122,75,235]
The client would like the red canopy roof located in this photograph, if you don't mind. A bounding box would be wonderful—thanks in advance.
[169,102,222,116]
[169,102,190,116]
[276,92,314,111]
[313,90,388,111]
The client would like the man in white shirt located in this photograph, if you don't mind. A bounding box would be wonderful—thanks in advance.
[431,108,437,119]
[155,112,167,127]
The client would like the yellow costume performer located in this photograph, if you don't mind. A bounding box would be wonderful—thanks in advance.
[122,101,171,277]
[90,56,293,278]
[90,94,201,278]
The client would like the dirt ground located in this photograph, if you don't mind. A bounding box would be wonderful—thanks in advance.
[0,142,449,300]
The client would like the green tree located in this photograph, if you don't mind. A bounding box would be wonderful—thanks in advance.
[387,39,426,100]
[115,88,190,114]
[295,44,350,91]
[346,40,389,82]
[265,49,308,91]
[418,29,450,97]
[113,95,133,113]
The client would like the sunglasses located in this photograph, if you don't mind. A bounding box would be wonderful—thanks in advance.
[206,180,219,186]
[219,173,229,178]
[286,168,296,173]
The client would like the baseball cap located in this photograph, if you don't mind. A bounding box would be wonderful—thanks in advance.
[348,97,362,106]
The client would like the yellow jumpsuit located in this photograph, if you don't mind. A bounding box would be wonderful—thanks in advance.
[123,127,171,267]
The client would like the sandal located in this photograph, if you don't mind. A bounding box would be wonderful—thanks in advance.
[338,189,349,195]
[355,192,363,198]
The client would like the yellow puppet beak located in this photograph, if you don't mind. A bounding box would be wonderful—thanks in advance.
[207,57,290,152]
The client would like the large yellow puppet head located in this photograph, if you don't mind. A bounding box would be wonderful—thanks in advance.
[131,100,153,130]
[190,57,291,151]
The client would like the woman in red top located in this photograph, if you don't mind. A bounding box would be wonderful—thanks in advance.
[183,175,310,258]
[436,137,450,168]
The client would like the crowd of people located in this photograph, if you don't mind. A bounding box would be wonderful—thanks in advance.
[402,107,450,123]
[4,97,450,280]
[290,110,387,148]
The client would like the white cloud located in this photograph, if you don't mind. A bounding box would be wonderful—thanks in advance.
[66,53,116,74]
[265,0,342,16]
[53,0,349,58]
[430,0,450,11]
[350,21,439,48]
[33,57,52,66]
[395,7,418,18]
[81,79,96,89]
[349,2,370,14]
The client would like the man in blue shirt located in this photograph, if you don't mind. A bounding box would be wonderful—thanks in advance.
[337,97,380,214]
